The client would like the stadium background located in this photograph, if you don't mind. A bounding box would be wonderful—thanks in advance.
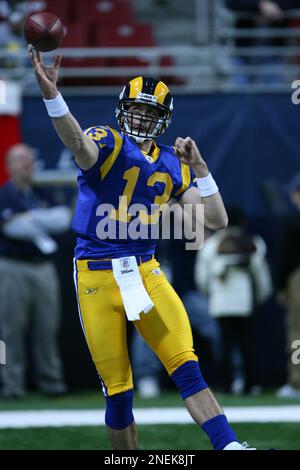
[1,0,300,451]
[22,93,296,390]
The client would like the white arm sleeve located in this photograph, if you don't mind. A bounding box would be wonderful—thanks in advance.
[250,236,273,304]
[2,213,58,255]
[2,212,44,241]
[30,206,72,234]
[194,246,210,295]
[251,256,273,304]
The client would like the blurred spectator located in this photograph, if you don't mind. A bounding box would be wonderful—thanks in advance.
[131,289,218,398]
[0,143,72,399]
[0,0,10,20]
[226,1,300,11]
[0,10,26,69]
[131,226,220,398]
[131,332,161,398]
[153,0,169,6]
[0,1,26,19]
[276,174,300,398]
[195,206,272,394]
[224,0,300,85]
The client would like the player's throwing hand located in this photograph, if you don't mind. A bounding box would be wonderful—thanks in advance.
[174,137,209,177]
[28,45,61,100]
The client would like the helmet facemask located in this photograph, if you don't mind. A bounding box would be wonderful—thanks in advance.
[117,101,171,143]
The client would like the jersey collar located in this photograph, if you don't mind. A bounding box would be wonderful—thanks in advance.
[140,141,160,163]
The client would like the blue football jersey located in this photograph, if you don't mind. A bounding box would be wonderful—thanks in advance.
[73,126,196,259]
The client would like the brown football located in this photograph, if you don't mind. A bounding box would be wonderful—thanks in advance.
[24,12,65,52]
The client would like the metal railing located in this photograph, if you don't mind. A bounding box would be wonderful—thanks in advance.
[0,46,217,94]
[1,44,299,94]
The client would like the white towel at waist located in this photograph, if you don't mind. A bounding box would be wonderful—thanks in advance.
[112,256,154,321]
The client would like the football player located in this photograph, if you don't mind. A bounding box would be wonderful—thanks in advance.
[29,46,255,451]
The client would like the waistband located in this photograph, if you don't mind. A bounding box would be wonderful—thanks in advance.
[87,255,154,271]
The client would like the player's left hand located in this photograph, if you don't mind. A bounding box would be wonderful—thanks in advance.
[174,137,209,177]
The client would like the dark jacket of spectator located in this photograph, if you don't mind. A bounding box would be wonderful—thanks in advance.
[226,0,300,10]
[277,215,300,291]
[225,0,300,49]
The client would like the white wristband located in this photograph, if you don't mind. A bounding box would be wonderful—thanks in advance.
[196,173,219,197]
[43,93,69,117]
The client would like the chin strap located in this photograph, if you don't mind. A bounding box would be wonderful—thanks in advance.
[129,135,152,144]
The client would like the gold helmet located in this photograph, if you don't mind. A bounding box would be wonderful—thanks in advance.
[115,76,173,143]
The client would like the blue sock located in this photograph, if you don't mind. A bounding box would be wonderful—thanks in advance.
[171,361,208,400]
[201,415,238,450]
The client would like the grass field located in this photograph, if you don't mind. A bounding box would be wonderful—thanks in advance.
[1,390,300,410]
[1,424,300,450]
[0,391,299,450]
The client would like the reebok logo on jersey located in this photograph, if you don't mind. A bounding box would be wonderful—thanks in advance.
[152,269,161,275]
[84,288,98,295]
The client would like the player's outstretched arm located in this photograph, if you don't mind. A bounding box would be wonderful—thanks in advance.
[175,137,228,230]
[29,46,98,170]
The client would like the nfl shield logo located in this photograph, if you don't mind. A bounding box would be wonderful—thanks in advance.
[145,155,153,164]
[120,258,131,269]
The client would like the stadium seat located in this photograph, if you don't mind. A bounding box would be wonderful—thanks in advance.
[93,22,155,47]
[61,22,108,86]
[290,17,300,64]
[106,57,152,85]
[27,0,71,22]
[158,55,184,85]
[62,23,89,47]
[92,22,155,85]
[74,0,134,25]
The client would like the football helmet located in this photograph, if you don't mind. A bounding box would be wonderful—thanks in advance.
[115,76,173,143]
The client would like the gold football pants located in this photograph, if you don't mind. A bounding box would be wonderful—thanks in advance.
[74,257,198,396]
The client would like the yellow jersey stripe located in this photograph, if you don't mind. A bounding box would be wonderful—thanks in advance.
[141,144,161,163]
[83,126,96,135]
[150,145,161,162]
[129,76,143,98]
[154,81,169,105]
[175,162,191,196]
[100,128,123,180]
